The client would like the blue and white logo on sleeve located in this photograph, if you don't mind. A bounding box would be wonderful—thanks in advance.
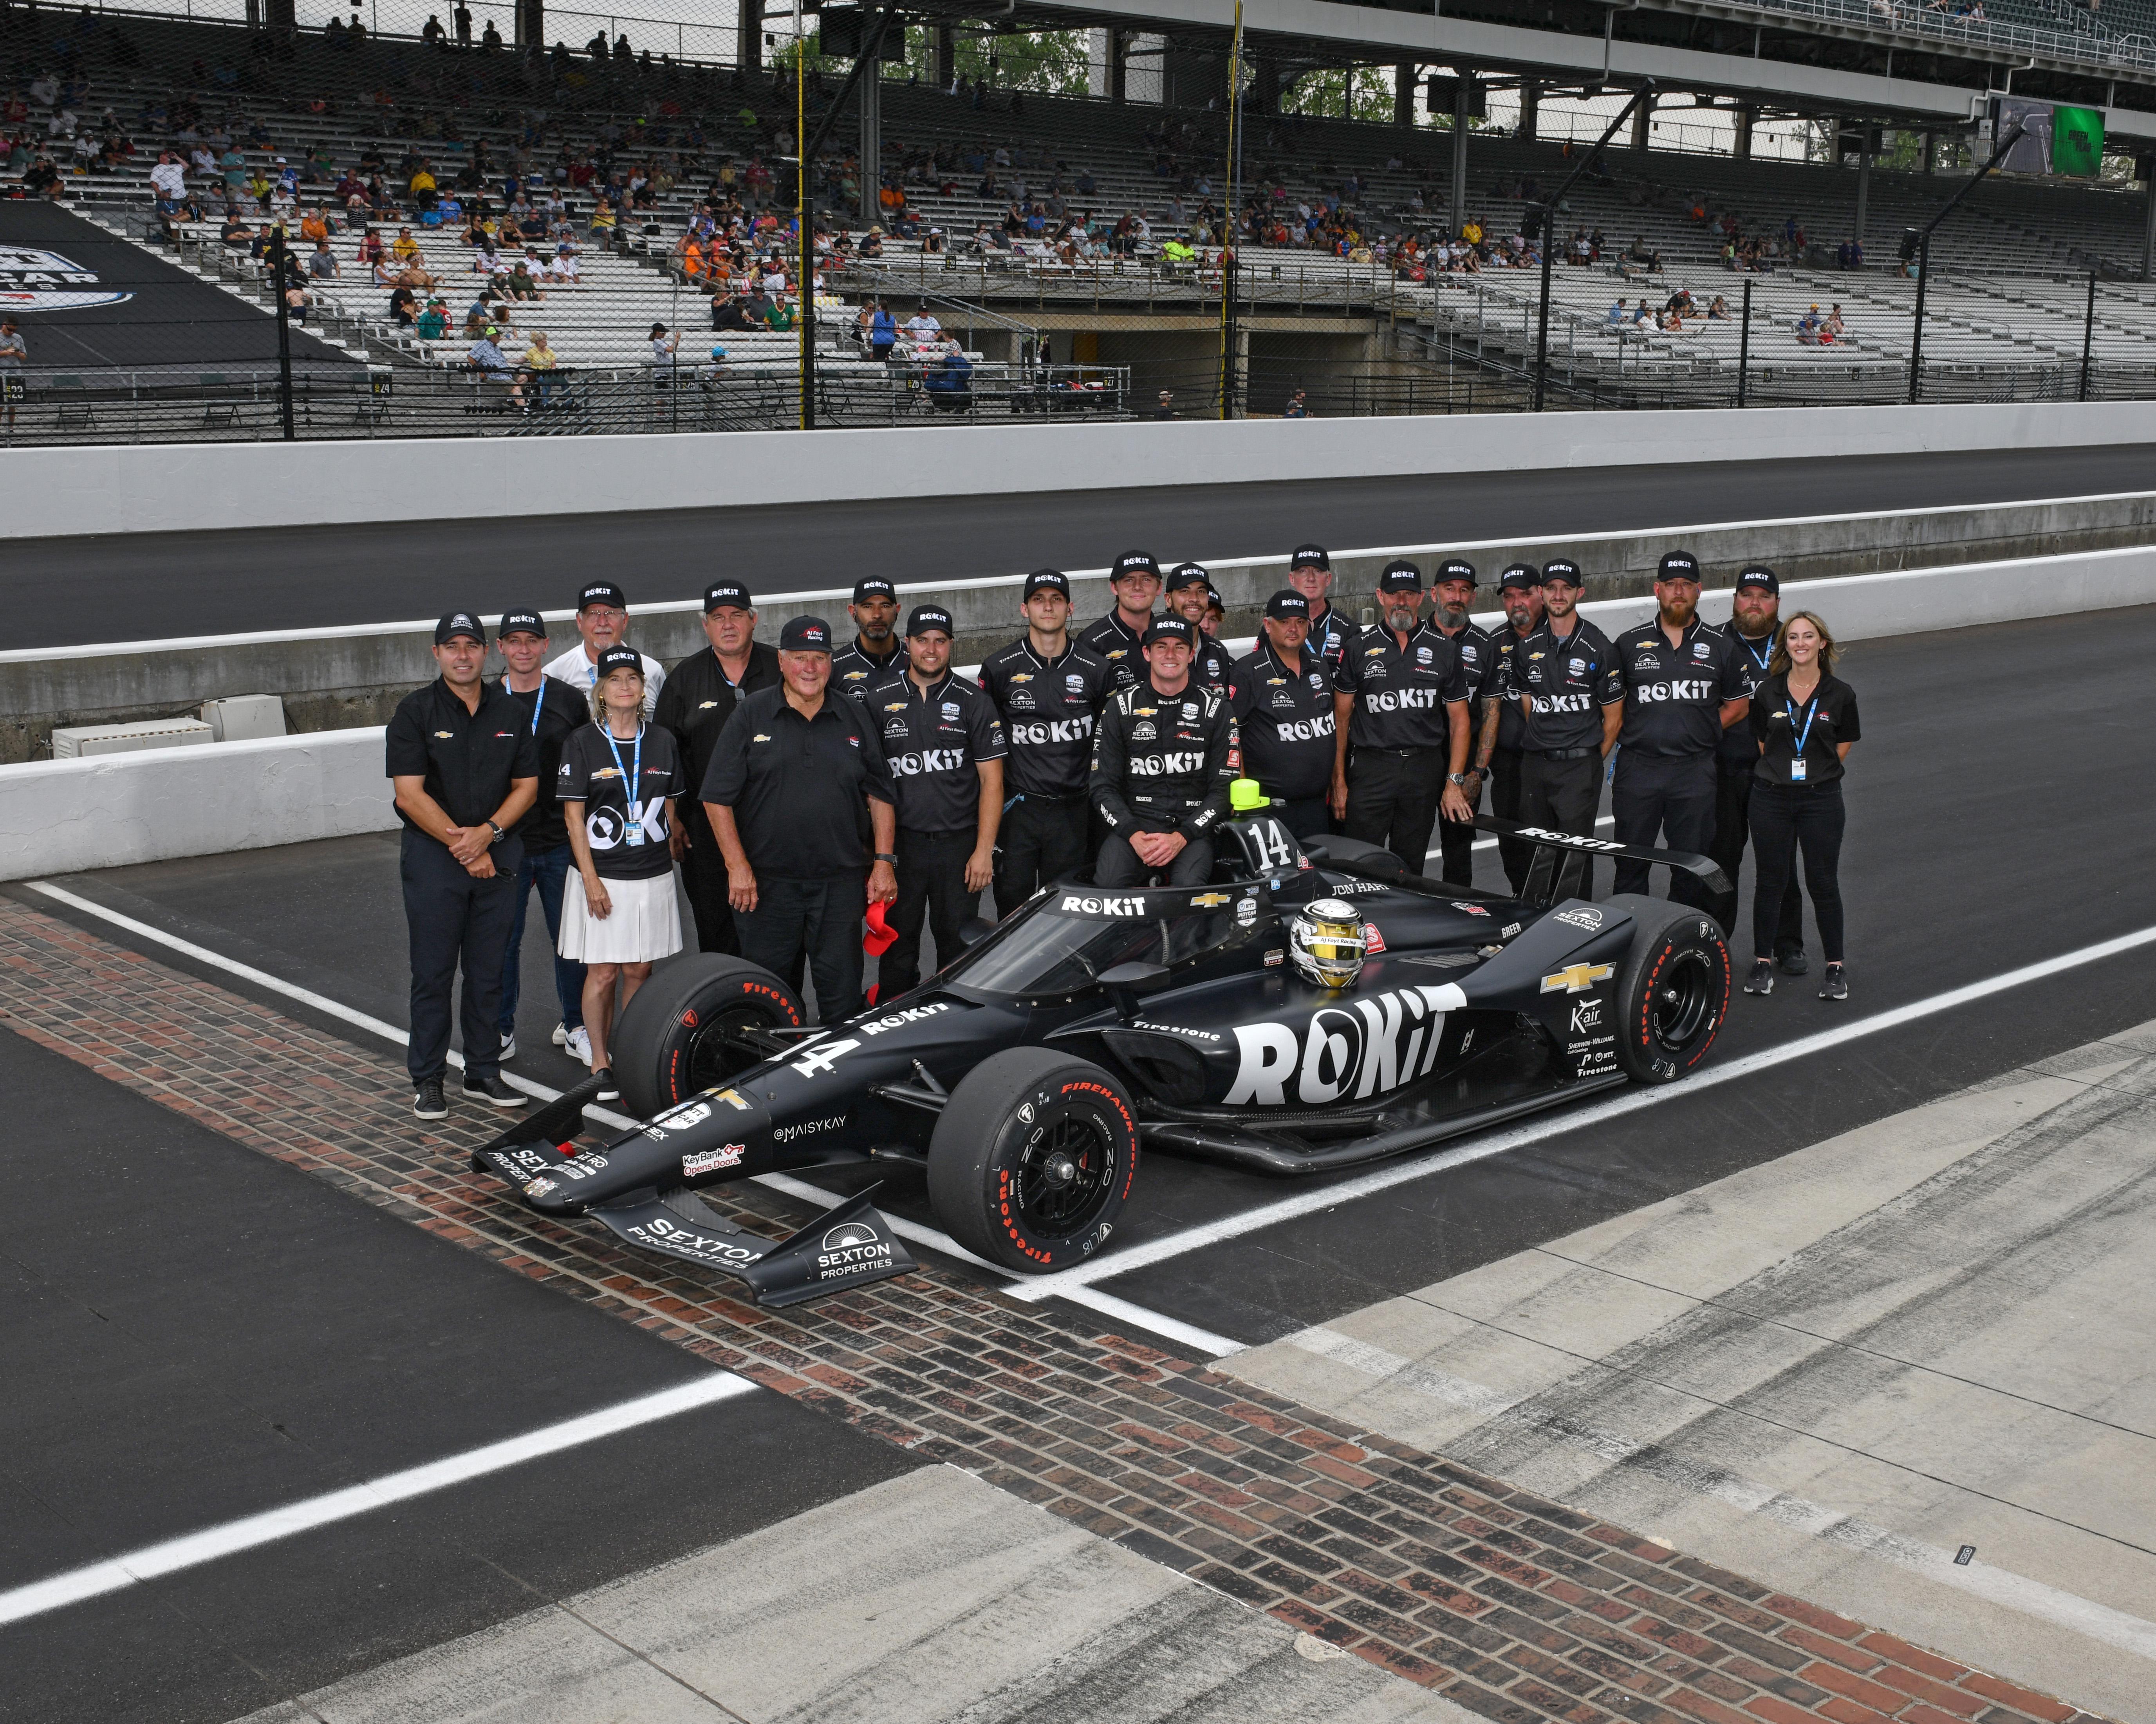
[0,246,135,312]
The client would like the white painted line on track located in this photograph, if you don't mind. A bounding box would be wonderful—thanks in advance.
[1049,1288,1246,1359]
[0,1373,755,1630]
[1009,919,2156,1302]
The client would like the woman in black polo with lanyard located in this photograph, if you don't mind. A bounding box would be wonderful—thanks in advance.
[1744,611,1859,1002]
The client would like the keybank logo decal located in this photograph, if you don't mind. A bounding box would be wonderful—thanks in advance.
[0,245,135,312]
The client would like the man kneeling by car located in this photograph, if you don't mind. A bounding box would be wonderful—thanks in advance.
[1089,614,1239,887]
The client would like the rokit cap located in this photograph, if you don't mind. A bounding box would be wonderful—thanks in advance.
[1435,557,1478,588]
[1540,558,1584,589]
[1289,543,1331,573]
[704,580,752,612]
[1735,564,1780,595]
[593,644,644,681]
[1164,561,1210,592]
[1264,589,1311,622]
[577,580,627,611]
[780,615,834,653]
[1112,549,1161,581]
[496,609,547,639]
[1023,568,1070,599]
[1497,563,1540,592]
[851,576,896,604]
[905,604,955,638]
[1143,614,1197,648]
[1657,550,1702,582]
[1378,559,1425,593]
[435,611,486,645]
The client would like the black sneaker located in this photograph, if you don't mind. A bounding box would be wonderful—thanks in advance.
[414,1077,448,1119]
[462,1072,527,1109]
[591,1066,620,1102]
[1777,950,1809,976]
[1743,959,1775,995]
[1818,963,1849,1002]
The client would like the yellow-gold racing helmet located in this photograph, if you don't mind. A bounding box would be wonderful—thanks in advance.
[1287,897,1367,990]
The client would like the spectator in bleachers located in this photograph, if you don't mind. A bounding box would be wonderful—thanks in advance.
[524,331,563,406]
[416,297,449,340]
[869,299,896,360]
[0,318,23,438]
[468,325,526,408]
[308,236,338,280]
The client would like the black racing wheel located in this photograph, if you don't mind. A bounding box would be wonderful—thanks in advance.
[926,1048,1139,1274]
[1603,894,1731,1084]
[610,953,808,1120]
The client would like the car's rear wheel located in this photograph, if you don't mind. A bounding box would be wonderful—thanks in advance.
[927,1048,1139,1274]
[611,954,808,1120]
[1603,894,1731,1084]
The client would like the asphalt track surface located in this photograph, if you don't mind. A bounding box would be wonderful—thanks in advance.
[13,440,2156,647]
[8,606,2155,1716]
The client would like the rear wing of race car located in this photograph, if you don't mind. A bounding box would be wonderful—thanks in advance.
[1479,815,1735,930]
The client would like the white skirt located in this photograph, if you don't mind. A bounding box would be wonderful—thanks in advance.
[559,869,683,965]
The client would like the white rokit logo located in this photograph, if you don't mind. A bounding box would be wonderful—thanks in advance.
[0,244,135,312]
[1224,983,1467,1106]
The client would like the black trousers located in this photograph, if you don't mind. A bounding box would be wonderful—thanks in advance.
[1611,751,1719,908]
[993,792,1088,917]
[677,806,739,956]
[735,871,867,1025]
[1712,758,1804,956]
[1518,751,1604,896]
[1096,829,1214,886]
[1265,793,1331,842]
[1344,746,1445,877]
[884,828,974,998]
[401,827,520,1087]
[1487,745,1530,893]
[1748,779,1846,963]
[1432,766,1485,886]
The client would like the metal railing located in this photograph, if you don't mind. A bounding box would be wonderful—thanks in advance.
[1700,0,2156,70]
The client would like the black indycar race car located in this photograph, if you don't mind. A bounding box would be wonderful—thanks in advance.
[473,813,1732,1305]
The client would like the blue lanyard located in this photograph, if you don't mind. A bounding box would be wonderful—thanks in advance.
[1738,633,1772,674]
[1785,690,1821,756]
[601,722,642,816]
[529,679,545,734]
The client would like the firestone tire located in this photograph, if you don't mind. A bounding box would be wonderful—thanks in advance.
[611,953,808,1121]
[1602,893,1731,1085]
[926,1048,1140,1275]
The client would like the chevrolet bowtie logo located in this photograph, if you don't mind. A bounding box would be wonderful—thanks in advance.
[1188,892,1231,908]
[1540,962,1615,995]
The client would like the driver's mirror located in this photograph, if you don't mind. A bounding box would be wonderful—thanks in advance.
[1098,960,1169,1023]
[955,916,997,950]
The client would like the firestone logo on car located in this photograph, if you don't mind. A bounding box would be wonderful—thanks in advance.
[1224,982,1466,1107]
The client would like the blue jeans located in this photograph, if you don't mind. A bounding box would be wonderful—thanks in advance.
[499,841,586,1035]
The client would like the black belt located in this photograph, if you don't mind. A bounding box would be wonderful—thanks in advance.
[1535,747,1597,760]
[1010,790,1088,804]
[900,827,976,841]
[1360,746,1431,759]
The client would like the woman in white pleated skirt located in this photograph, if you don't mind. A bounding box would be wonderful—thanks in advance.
[559,647,684,1099]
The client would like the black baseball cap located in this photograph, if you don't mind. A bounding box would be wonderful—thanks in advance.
[1540,558,1584,589]
[1165,561,1210,592]
[1143,614,1196,648]
[905,603,954,638]
[704,580,752,613]
[1736,564,1780,595]
[435,610,486,645]
[592,644,644,682]
[1657,550,1702,583]
[851,576,896,605]
[497,608,546,639]
[780,615,834,653]
[1289,543,1330,573]
[1378,559,1424,593]
[1264,589,1311,622]
[1023,568,1069,600]
[577,580,627,611]
[1497,563,1540,593]
[1435,557,1478,588]
[1112,549,1161,582]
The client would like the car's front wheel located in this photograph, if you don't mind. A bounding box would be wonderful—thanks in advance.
[610,953,809,1120]
[926,1048,1139,1274]
[1603,894,1731,1084]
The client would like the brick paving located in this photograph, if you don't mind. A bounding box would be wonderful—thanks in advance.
[0,895,2113,1724]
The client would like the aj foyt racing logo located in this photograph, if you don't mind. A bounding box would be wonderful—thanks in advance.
[1225,982,1467,1107]
[0,244,135,312]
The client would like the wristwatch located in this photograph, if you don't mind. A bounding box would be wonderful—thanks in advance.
[486,820,505,844]
[1448,773,1469,786]
[874,852,897,865]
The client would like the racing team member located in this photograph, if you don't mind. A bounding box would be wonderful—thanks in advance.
[1079,549,1163,692]
[1473,564,1546,892]
[1287,543,1354,671]
[1163,561,1236,689]
[387,611,537,1119]
[867,605,1006,998]
[1714,564,1805,967]
[1610,550,1751,911]
[1426,557,1496,887]
[1090,614,1238,887]
[1497,557,1623,883]
[832,575,908,702]
[1228,588,1335,839]
[489,608,589,1067]
[1329,560,1475,876]
[544,580,665,716]
[978,569,1112,912]
[655,579,781,957]
[701,615,898,1024]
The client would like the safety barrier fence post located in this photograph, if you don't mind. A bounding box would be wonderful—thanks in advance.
[1737,278,1752,408]
[2080,271,2098,402]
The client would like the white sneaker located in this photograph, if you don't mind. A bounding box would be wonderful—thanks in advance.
[551,1021,568,1048]
[565,1026,592,1066]
[499,1029,517,1060]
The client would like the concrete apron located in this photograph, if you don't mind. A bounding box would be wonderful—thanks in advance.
[7,488,2156,763]
[1220,1020,2156,1724]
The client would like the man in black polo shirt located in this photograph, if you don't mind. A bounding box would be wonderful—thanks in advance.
[490,608,588,1067]
[1228,589,1336,840]
[1287,543,1354,672]
[1162,562,1236,689]
[1474,564,1547,892]
[1713,564,1804,967]
[1497,558,1623,873]
[1426,557,1496,886]
[1611,550,1752,909]
[1090,615,1238,887]
[867,605,1007,999]
[979,569,1113,913]
[386,612,539,1119]
[832,575,908,702]
[701,615,898,1024]
[655,579,782,956]
[1078,549,1162,693]
[1329,560,1475,876]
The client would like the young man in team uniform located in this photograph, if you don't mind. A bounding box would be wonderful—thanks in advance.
[1495,557,1624,884]
[1287,543,1354,672]
[1089,615,1239,887]
[1712,564,1805,965]
[978,569,1113,914]
[1228,590,1336,839]
[1425,556,1497,886]
[1329,560,1476,877]
[1474,564,1546,892]
[1162,561,1237,689]
[1078,549,1163,693]
[831,574,908,703]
